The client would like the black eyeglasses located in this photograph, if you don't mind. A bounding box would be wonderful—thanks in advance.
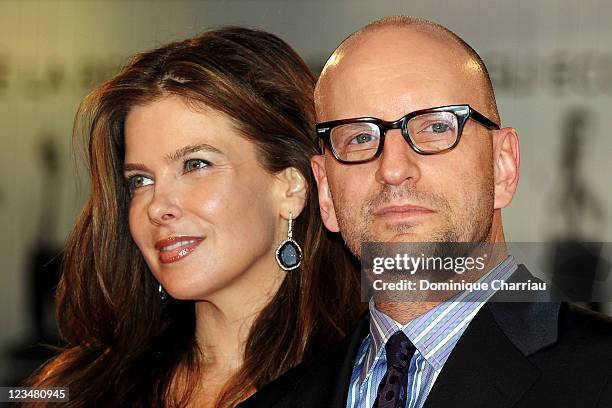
[316,105,500,164]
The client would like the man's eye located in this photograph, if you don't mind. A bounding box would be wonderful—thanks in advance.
[349,133,378,144]
[184,159,210,172]
[127,175,154,192]
[426,122,452,133]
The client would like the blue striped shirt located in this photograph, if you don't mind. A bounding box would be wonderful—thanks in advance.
[346,256,518,408]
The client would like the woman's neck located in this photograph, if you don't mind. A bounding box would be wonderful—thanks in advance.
[194,300,253,372]
[193,261,286,372]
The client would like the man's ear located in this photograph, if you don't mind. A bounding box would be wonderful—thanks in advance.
[492,127,520,209]
[311,154,340,232]
[275,167,307,220]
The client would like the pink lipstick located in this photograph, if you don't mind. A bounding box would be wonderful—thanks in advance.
[155,236,203,264]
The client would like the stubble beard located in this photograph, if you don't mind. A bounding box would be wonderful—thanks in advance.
[332,176,495,261]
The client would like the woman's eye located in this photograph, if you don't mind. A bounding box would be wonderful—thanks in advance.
[127,175,154,192]
[184,158,210,173]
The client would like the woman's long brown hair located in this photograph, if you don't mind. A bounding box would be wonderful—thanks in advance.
[24,27,363,407]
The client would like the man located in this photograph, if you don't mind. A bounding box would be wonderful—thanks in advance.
[239,16,612,408]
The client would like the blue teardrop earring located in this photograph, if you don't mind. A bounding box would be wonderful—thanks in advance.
[275,212,302,271]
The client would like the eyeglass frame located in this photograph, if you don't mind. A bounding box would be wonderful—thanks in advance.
[315,105,500,164]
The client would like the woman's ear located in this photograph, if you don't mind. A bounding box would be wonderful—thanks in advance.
[275,167,307,220]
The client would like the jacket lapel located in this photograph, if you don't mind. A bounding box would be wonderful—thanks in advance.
[423,300,559,408]
[329,314,371,407]
[423,305,537,408]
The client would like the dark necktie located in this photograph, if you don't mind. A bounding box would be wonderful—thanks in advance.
[373,330,416,408]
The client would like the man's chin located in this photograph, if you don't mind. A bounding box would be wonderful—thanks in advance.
[368,225,452,244]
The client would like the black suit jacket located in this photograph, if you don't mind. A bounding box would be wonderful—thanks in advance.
[239,269,612,407]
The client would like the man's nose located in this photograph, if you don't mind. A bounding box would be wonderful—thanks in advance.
[146,183,183,225]
[374,130,421,186]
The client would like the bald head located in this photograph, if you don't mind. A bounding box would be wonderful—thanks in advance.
[315,16,500,125]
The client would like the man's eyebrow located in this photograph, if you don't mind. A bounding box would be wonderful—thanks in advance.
[123,143,223,173]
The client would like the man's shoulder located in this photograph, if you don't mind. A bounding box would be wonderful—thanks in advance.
[512,303,612,408]
[487,301,612,362]
[424,301,612,408]
[542,302,612,361]
[559,302,612,336]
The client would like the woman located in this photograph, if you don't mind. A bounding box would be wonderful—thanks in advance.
[25,27,362,407]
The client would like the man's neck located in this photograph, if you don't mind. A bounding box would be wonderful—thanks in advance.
[375,246,510,325]
[374,300,441,325]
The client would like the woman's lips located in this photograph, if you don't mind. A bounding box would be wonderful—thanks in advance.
[155,236,204,264]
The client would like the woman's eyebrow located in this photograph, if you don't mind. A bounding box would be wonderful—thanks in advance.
[163,143,223,163]
[122,162,150,173]
[123,143,223,173]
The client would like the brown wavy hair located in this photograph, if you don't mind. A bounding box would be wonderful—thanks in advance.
[24,27,363,407]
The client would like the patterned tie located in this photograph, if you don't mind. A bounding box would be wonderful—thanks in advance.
[373,330,416,408]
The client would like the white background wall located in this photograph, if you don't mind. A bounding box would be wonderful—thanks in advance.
[1,0,610,361]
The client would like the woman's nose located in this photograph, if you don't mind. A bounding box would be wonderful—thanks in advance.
[146,184,183,225]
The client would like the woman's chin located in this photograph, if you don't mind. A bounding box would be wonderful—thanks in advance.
[162,281,222,301]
